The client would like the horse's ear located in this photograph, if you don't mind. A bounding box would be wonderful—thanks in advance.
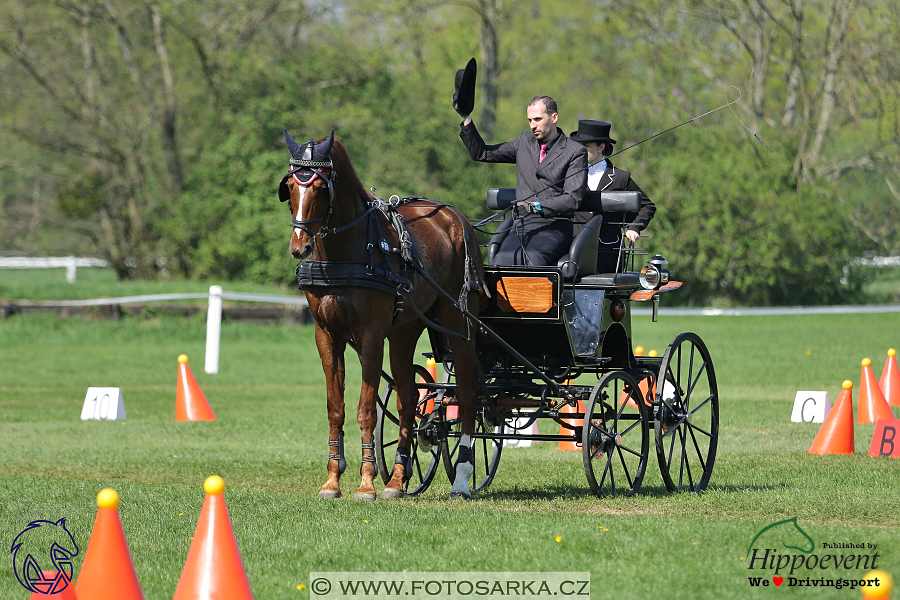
[316,129,335,158]
[283,127,302,157]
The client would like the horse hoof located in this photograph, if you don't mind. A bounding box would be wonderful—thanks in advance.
[380,488,405,500]
[355,492,376,502]
[319,489,342,499]
[448,490,472,500]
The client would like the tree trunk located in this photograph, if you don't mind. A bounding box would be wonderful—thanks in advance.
[151,3,183,190]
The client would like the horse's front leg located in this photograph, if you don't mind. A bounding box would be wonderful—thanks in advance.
[316,325,347,499]
[355,333,387,502]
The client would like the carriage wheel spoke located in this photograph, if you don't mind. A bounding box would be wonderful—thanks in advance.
[687,423,708,472]
[666,425,678,472]
[678,426,695,490]
[599,453,614,491]
[687,420,713,439]
[615,446,634,489]
[684,361,708,411]
[618,442,644,459]
[618,418,641,438]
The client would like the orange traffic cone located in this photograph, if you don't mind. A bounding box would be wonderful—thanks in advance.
[176,355,216,422]
[879,348,900,408]
[558,400,584,451]
[173,476,254,600]
[425,357,438,381]
[29,573,79,599]
[858,358,893,424]
[809,380,855,455]
[75,489,145,600]
[418,358,439,414]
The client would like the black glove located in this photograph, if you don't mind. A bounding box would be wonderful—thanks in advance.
[513,201,540,218]
[453,58,477,117]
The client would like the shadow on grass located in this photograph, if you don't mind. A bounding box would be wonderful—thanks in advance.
[475,482,675,501]
[475,481,790,502]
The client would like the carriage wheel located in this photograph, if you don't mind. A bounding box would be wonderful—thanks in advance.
[582,370,649,498]
[441,405,504,493]
[654,332,719,493]
[375,365,441,496]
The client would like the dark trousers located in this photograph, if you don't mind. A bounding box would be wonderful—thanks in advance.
[493,217,572,266]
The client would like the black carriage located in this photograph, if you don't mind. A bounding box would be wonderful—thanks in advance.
[375,189,719,498]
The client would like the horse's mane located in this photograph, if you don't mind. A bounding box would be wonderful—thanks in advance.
[327,137,374,204]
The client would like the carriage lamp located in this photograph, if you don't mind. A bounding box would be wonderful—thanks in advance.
[609,299,627,322]
[639,254,670,290]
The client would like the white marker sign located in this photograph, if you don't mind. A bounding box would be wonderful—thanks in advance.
[81,387,126,420]
[790,391,830,423]
[504,416,540,448]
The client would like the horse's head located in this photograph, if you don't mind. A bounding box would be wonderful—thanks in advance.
[279,128,338,260]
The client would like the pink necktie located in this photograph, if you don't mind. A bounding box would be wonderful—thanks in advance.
[539,143,547,163]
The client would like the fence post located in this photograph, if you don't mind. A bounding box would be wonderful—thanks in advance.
[205,285,223,374]
[66,256,77,284]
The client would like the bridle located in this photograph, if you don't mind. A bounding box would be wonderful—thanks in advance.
[283,141,339,238]
[279,134,377,244]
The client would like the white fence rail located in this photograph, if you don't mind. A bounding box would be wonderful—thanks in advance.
[1,285,308,375]
[4,279,898,373]
[0,256,109,283]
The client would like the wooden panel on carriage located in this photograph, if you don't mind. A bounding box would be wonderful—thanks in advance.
[477,266,575,360]
[480,266,562,320]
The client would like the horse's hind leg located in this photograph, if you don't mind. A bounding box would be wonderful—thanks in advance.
[382,319,427,499]
[315,325,347,499]
[439,294,482,500]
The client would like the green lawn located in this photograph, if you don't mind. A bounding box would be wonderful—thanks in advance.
[1,309,899,599]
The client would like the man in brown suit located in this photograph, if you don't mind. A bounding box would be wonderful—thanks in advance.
[457,96,588,266]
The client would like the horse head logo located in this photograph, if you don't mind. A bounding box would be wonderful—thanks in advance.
[11,518,80,594]
[747,516,815,557]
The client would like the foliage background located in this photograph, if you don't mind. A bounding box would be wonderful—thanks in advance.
[2,0,899,305]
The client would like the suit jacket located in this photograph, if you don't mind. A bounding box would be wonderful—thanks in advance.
[572,159,655,237]
[460,121,588,223]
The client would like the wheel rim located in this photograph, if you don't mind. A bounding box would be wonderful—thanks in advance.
[582,370,649,498]
[375,365,441,495]
[654,332,719,493]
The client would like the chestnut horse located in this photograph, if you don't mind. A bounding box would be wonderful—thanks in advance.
[278,128,484,500]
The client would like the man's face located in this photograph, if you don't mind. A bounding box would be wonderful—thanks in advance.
[580,141,606,164]
[526,103,559,143]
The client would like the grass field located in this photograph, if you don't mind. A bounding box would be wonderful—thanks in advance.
[1,292,899,598]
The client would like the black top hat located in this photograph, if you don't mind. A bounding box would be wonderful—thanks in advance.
[569,120,616,145]
[453,58,477,116]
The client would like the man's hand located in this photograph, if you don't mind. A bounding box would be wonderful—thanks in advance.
[626,229,640,244]
[513,201,540,218]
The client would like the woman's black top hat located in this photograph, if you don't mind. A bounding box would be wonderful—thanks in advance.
[569,120,616,144]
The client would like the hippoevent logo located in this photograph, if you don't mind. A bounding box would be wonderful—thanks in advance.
[745,517,883,590]
[10,519,80,595]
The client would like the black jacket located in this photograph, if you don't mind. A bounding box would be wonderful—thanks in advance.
[460,121,588,221]
[572,159,655,238]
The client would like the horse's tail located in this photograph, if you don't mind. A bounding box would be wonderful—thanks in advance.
[440,202,489,302]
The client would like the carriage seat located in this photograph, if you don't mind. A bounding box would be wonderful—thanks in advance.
[485,188,644,284]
